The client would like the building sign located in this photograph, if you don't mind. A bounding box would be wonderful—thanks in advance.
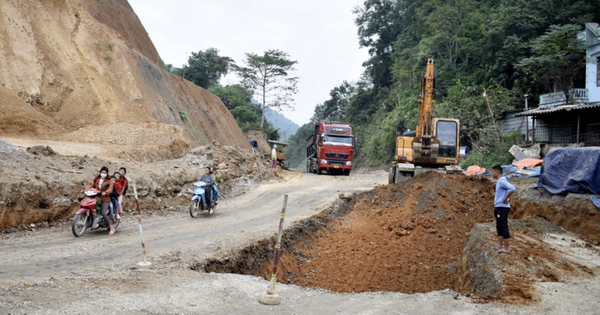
[539,89,589,107]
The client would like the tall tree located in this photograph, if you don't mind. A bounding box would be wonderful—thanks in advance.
[185,48,234,89]
[516,24,586,104]
[234,49,299,129]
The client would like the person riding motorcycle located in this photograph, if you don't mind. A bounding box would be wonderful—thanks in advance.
[87,166,116,235]
[199,167,215,214]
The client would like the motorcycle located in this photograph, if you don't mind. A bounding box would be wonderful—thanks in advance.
[189,180,217,217]
[71,183,119,237]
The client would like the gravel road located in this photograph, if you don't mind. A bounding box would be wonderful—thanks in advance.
[1,171,599,314]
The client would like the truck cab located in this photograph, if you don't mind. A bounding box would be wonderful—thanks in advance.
[307,123,356,176]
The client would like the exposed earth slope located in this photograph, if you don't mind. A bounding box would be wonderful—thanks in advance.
[0,0,248,151]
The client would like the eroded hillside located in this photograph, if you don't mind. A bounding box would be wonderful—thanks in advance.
[0,0,248,153]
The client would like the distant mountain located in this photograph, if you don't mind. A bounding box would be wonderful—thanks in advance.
[265,107,299,141]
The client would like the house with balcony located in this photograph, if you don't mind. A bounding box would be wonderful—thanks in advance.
[515,23,600,147]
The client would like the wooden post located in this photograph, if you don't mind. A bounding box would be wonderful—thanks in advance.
[267,194,288,295]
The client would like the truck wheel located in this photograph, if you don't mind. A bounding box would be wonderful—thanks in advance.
[317,168,323,175]
[389,167,396,184]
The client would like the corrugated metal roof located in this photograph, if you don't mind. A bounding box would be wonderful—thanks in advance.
[514,102,600,117]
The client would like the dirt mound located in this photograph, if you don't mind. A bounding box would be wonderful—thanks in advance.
[0,0,248,149]
[202,173,494,291]
[275,173,495,293]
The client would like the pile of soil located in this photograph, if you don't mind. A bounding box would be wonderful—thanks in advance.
[274,172,495,293]
[0,141,277,229]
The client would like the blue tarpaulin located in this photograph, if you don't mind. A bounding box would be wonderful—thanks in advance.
[591,196,600,210]
[468,165,540,178]
[540,147,600,195]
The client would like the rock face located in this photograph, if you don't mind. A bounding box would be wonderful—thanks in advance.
[0,0,248,149]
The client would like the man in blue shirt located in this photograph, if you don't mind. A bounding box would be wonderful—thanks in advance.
[491,164,516,253]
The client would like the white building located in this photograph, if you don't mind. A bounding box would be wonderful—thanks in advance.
[585,22,600,103]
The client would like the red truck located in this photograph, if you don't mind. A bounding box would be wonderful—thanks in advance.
[306,122,356,176]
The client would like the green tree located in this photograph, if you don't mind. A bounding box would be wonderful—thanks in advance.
[435,82,515,150]
[516,24,586,104]
[210,84,254,110]
[319,81,357,121]
[234,49,299,129]
[185,48,234,89]
[230,106,261,126]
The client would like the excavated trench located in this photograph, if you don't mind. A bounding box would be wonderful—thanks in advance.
[199,173,498,294]
[198,172,600,297]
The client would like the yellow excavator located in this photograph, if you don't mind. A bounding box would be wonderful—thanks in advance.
[389,58,462,184]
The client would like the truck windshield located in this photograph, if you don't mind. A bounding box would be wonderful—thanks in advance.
[323,135,353,146]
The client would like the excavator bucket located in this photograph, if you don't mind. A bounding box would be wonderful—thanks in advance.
[444,165,463,174]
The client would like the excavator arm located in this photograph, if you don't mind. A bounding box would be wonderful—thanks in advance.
[412,58,439,162]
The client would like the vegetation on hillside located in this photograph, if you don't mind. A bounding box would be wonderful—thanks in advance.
[168,48,300,141]
[286,0,598,168]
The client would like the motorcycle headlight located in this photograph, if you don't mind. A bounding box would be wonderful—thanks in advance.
[320,159,327,164]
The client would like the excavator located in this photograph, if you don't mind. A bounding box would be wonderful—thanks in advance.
[389,58,462,184]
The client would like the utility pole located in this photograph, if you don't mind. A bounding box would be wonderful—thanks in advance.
[483,88,501,144]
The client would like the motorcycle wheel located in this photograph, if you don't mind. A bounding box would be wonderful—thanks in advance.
[189,200,200,218]
[72,214,89,237]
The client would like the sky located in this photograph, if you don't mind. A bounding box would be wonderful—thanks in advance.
[128,0,370,126]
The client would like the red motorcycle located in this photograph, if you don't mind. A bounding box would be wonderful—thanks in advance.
[71,186,119,237]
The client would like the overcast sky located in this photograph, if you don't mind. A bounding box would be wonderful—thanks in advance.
[128,0,370,126]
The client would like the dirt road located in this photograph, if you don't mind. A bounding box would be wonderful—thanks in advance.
[1,171,599,314]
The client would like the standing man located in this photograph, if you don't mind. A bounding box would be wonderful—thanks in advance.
[491,164,516,253]
[271,144,278,169]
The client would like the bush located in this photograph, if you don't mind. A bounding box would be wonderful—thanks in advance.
[459,131,524,169]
